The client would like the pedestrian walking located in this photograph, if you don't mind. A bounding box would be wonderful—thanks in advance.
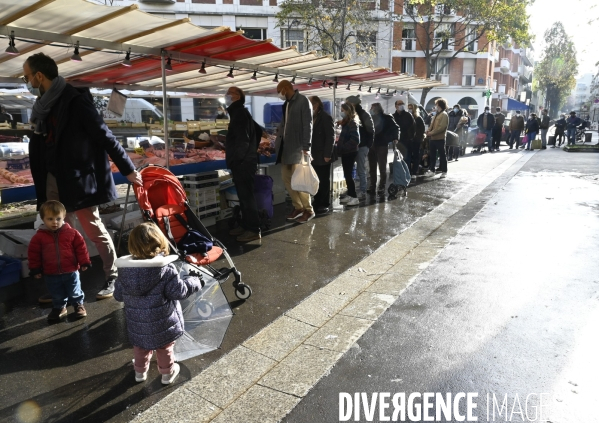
[337,103,361,207]
[275,80,314,223]
[22,53,142,302]
[508,110,525,149]
[407,104,425,176]
[477,106,495,152]
[492,107,505,151]
[447,104,465,160]
[566,111,581,145]
[524,113,539,150]
[28,201,91,322]
[346,95,374,199]
[539,109,550,149]
[310,95,335,214]
[392,99,415,169]
[424,98,449,178]
[225,86,261,242]
[114,223,203,385]
[553,114,566,147]
[368,103,399,195]
[455,109,470,158]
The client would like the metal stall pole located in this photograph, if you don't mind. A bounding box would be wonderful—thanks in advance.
[161,51,170,168]
[330,81,336,209]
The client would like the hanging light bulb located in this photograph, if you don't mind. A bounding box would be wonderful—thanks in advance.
[367,86,372,93]
[122,48,132,67]
[272,73,279,83]
[227,67,234,78]
[307,77,313,86]
[358,84,362,92]
[71,41,82,62]
[291,75,296,84]
[5,31,19,56]
[165,56,173,71]
[251,70,258,81]
[199,61,206,74]
[346,83,351,90]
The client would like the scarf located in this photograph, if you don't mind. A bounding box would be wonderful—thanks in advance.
[30,76,67,135]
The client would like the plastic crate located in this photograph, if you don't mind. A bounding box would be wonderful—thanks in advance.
[0,255,22,287]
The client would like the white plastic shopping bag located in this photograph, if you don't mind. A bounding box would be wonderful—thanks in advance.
[291,154,320,195]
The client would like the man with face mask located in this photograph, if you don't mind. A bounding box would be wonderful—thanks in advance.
[539,109,550,149]
[274,80,315,223]
[492,107,505,151]
[476,106,495,152]
[22,53,141,302]
[508,110,525,149]
[346,95,373,199]
[225,86,261,242]
[392,99,415,170]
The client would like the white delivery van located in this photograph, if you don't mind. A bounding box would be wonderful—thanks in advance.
[101,98,163,124]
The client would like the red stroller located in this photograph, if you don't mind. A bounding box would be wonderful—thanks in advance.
[125,164,252,300]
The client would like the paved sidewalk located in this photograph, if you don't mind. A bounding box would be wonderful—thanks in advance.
[133,150,534,422]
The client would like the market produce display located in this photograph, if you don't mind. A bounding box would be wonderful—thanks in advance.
[0,168,33,188]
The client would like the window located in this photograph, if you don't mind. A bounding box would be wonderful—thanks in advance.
[434,58,450,74]
[238,28,267,40]
[401,58,414,74]
[402,23,416,50]
[282,29,306,52]
[403,0,417,15]
[463,58,475,74]
[357,31,377,55]
[465,26,477,51]
[435,23,455,38]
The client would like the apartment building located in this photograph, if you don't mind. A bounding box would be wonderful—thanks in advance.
[392,0,532,118]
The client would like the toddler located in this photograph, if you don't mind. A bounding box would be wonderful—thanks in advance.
[114,222,203,385]
[28,200,91,322]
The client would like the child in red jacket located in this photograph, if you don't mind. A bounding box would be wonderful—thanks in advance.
[28,201,91,322]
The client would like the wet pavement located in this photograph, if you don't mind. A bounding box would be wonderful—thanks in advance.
[283,148,599,422]
[0,144,596,423]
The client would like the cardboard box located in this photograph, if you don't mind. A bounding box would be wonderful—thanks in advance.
[0,230,36,259]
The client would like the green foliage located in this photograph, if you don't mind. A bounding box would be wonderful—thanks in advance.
[534,22,578,113]
[276,0,379,65]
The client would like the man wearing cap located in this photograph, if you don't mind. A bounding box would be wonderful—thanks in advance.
[477,106,495,152]
[275,80,314,223]
[566,111,581,145]
[346,95,374,199]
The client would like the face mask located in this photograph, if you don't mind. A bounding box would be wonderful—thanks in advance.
[484,110,489,114]
[278,91,286,101]
[453,108,459,113]
[516,111,520,115]
[436,106,441,113]
[224,95,233,107]
[27,81,41,97]
[408,109,413,114]
[431,111,437,116]
[340,111,346,118]
[396,105,404,112]
[370,109,377,115]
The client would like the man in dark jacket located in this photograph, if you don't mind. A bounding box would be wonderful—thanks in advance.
[539,109,550,149]
[492,107,505,151]
[310,96,335,214]
[22,53,141,301]
[392,99,415,169]
[508,110,525,149]
[369,103,399,194]
[477,106,495,152]
[346,95,373,199]
[566,111,581,145]
[225,86,261,242]
[553,114,566,147]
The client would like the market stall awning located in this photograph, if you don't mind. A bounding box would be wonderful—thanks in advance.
[507,98,529,111]
[0,0,443,95]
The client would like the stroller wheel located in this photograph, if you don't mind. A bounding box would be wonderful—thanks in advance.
[234,283,252,300]
[196,300,213,318]
[388,184,399,197]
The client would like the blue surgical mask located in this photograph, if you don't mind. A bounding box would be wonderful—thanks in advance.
[224,95,233,107]
[453,108,459,113]
[340,111,347,118]
[370,109,377,115]
[27,82,40,97]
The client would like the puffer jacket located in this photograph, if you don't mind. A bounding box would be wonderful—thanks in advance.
[28,223,90,276]
[114,255,203,351]
[338,119,360,155]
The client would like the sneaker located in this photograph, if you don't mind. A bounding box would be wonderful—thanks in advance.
[286,209,304,221]
[229,226,245,236]
[74,303,87,318]
[339,196,350,204]
[38,293,53,304]
[424,170,435,177]
[551,145,556,148]
[296,211,315,224]
[47,307,67,322]
[162,363,181,385]
[96,278,116,300]
[236,231,261,242]
[439,172,447,178]
[135,370,148,382]
[346,197,360,206]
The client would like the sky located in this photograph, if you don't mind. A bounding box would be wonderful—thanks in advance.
[527,0,597,78]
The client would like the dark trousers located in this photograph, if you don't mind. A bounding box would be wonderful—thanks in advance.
[341,151,358,198]
[446,145,460,161]
[312,163,331,208]
[429,139,447,173]
[555,129,565,145]
[509,130,521,148]
[492,126,502,149]
[368,145,388,190]
[231,163,260,233]
[397,142,410,170]
[409,143,422,175]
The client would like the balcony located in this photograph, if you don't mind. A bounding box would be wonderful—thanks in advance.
[499,58,510,74]
[462,74,476,86]
[498,84,506,94]
[521,48,533,67]
[435,74,449,85]
[403,4,418,15]
[432,38,455,52]
[519,65,532,83]
[463,40,478,53]
[402,38,417,51]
